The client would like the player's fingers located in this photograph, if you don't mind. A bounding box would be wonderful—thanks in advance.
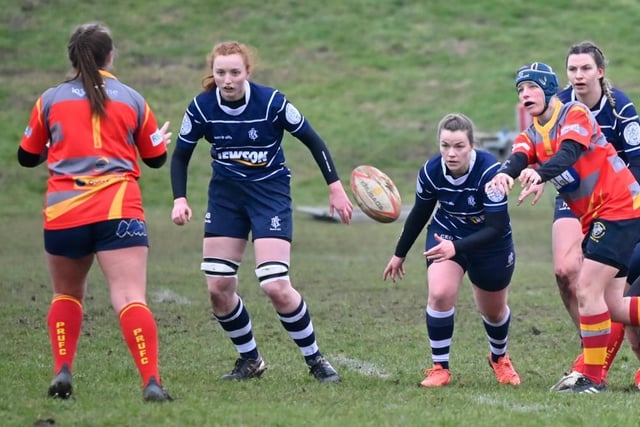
[532,190,543,205]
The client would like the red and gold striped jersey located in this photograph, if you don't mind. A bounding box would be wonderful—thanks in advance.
[512,100,640,233]
[20,71,166,229]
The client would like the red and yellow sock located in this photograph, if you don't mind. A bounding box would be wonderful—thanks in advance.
[602,321,625,380]
[580,311,610,384]
[119,302,160,387]
[47,295,83,374]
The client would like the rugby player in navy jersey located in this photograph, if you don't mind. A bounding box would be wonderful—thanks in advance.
[170,40,352,383]
[516,42,640,390]
[383,113,520,387]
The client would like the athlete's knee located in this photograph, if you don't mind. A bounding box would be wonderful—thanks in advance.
[201,257,239,277]
[554,260,580,284]
[201,257,239,288]
[255,261,294,302]
[427,291,455,311]
[255,261,290,287]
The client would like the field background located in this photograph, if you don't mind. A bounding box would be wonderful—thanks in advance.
[2,1,640,426]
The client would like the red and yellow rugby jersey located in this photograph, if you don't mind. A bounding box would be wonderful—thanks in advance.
[512,100,640,233]
[19,71,166,230]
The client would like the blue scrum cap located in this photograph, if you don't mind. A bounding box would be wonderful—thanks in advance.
[515,62,559,103]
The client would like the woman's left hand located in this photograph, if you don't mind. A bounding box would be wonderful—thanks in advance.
[424,234,455,262]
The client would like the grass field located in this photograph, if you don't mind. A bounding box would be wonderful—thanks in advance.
[3,1,640,426]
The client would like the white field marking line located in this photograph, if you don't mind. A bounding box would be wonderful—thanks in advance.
[151,289,192,305]
[472,396,549,413]
[331,355,391,378]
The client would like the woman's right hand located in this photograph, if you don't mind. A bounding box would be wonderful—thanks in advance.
[485,172,514,197]
[171,197,192,225]
[517,182,545,206]
[383,255,406,283]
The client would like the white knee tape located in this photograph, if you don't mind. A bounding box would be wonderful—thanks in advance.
[201,257,239,278]
[255,261,289,286]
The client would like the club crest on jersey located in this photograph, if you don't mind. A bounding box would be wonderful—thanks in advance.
[467,195,476,207]
[179,113,192,136]
[485,184,505,203]
[285,103,302,125]
[589,221,606,242]
[248,127,258,141]
[624,122,640,146]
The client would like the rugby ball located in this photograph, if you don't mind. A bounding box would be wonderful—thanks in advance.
[350,165,402,223]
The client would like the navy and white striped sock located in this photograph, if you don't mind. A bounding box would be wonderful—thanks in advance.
[215,298,260,360]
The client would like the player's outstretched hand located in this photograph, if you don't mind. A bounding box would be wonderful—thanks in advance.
[383,255,406,283]
[518,182,545,206]
[485,172,514,197]
[518,168,542,189]
[328,181,353,224]
[159,121,172,146]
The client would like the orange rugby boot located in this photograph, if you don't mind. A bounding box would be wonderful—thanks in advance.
[420,363,451,387]
[489,354,521,385]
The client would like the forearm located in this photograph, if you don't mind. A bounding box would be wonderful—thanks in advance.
[394,198,435,257]
[497,152,528,178]
[452,210,507,253]
[17,146,48,167]
[170,144,195,199]
[536,140,582,182]
[142,152,167,168]
[297,126,340,184]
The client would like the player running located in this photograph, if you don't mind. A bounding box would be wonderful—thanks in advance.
[384,113,520,388]
[170,40,352,383]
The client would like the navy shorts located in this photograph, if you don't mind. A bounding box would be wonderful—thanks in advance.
[582,217,640,278]
[425,225,516,292]
[204,176,293,241]
[553,195,578,221]
[44,219,149,259]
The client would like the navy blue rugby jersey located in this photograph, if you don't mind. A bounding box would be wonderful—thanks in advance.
[176,80,310,181]
[417,149,511,239]
[557,86,640,163]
